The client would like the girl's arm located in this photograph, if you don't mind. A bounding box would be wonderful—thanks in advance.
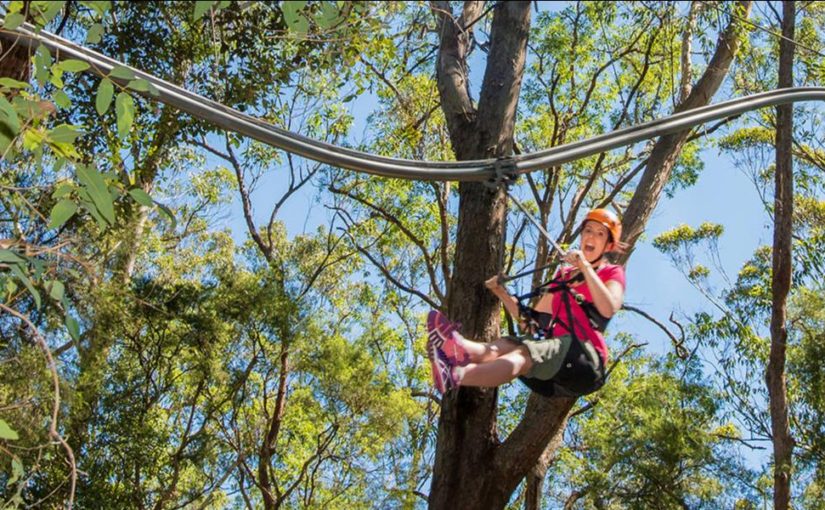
[564,252,624,317]
[484,275,523,321]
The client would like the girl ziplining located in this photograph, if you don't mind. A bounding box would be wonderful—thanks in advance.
[426,208,627,398]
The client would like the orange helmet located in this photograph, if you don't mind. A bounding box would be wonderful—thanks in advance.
[582,208,621,243]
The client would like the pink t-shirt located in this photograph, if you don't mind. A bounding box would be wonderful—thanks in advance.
[546,263,626,361]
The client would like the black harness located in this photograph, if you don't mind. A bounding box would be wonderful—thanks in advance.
[515,269,610,398]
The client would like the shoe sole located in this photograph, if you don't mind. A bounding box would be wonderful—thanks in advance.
[427,340,447,393]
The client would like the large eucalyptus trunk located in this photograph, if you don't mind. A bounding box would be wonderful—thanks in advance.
[767,2,795,508]
[429,2,532,507]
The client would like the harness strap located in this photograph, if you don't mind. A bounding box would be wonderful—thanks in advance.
[515,271,611,338]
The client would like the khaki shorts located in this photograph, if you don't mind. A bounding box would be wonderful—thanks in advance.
[508,334,574,380]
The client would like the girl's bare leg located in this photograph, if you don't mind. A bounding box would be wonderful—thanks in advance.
[457,334,524,363]
[456,345,533,387]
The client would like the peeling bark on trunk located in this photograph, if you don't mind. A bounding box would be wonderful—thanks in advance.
[679,2,700,102]
[767,2,795,508]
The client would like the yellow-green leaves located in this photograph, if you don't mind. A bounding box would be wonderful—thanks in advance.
[653,222,724,254]
[2,12,25,30]
[108,65,136,81]
[0,419,18,440]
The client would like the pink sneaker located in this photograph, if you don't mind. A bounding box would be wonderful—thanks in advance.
[427,310,470,367]
[427,343,459,394]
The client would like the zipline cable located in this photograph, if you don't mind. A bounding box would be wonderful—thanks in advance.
[2,24,825,182]
[505,191,567,259]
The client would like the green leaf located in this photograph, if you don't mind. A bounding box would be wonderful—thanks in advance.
[127,79,151,92]
[48,199,78,229]
[22,129,45,151]
[282,1,308,31]
[108,65,136,81]
[0,249,25,264]
[0,96,20,151]
[157,202,177,229]
[9,265,40,309]
[34,45,52,86]
[47,280,65,302]
[3,12,25,30]
[53,89,71,109]
[96,78,114,115]
[52,182,74,198]
[47,124,84,143]
[39,1,65,24]
[115,92,134,139]
[49,70,64,89]
[76,166,115,225]
[86,22,104,44]
[193,0,214,21]
[80,1,110,17]
[8,456,23,485]
[58,59,90,73]
[316,3,342,29]
[7,1,24,14]
[65,315,80,340]
[0,420,19,440]
[128,188,154,207]
[0,77,30,89]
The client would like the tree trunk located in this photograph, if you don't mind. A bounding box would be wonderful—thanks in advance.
[524,421,566,510]
[767,2,795,508]
[0,2,32,83]
[429,2,531,508]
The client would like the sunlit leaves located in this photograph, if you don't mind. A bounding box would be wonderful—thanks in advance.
[57,59,91,73]
[653,222,724,254]
[0,420,19,440]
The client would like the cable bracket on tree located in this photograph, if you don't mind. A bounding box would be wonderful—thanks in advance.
[484,156,518,190]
